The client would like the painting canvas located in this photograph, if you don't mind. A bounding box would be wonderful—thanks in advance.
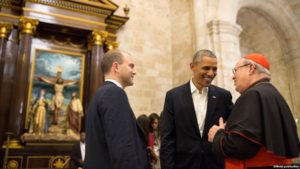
[25,48,84,138]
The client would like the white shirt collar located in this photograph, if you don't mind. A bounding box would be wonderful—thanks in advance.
[190,80,208,94]
[105,79,123,88]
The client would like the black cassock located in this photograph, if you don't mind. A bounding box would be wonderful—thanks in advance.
[212,79,300,160]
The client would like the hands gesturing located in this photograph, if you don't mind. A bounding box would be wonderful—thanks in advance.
[208,117,225,142]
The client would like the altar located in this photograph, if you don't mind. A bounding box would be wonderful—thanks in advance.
[0,0,128,168]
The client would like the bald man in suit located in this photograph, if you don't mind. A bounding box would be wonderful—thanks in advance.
[85,50,149,169]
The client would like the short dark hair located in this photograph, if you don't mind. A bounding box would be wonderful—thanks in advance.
[101,50,124,74]
[192,49,216,64]
[136,114,150,144]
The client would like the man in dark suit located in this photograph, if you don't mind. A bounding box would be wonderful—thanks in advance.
[160,49,233,169]
[70,132,85,169]
[85,50,149,169]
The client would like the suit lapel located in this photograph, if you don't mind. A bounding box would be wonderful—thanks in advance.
[181,82,201,138]
[78,142,82,159]
[203,86,217,136]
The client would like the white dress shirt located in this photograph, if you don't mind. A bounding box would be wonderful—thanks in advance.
[80,142,85,161]
[190,80,208,136]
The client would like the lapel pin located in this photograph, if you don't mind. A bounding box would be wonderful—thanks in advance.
[212,96,216,99]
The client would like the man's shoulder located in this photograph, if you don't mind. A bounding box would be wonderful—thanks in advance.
[89,83,125,106]
[167,81,189,93]
[97,82,124,95]
[209,85,231,95]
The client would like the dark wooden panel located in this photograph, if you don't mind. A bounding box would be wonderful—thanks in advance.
[0,142,74,169]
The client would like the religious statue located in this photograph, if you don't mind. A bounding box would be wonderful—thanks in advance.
[66,92,84,137]
[32,89,48,135]
[38,66,79,125]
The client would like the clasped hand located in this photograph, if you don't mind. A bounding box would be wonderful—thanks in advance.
[208,117,225,142]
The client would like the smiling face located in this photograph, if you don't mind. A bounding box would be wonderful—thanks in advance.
[190,56,217,90]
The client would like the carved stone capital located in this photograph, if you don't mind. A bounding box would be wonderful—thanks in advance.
[105,41,119,51]
[207,20,242,37]
[0,22,13,38]
[19,17,39,34]
[89,30,108,46]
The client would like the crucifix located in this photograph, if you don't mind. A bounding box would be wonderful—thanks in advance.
[38,66,79,125]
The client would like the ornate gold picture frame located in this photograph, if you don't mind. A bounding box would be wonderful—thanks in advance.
[25,48,85,135]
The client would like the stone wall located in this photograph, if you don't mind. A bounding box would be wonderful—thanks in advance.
[110,0,300,127]
[169,0,195,86]
[112,0,172,116]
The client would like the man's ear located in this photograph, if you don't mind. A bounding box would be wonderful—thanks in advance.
[249,64,256,75]
[112,62,119,72]
[190,62,195,70]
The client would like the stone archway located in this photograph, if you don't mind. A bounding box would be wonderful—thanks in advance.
[236,0,300,135]
[237,7,292,107]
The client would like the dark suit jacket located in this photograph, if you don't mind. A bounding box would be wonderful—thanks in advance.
[160,82,233,169]
[70,142,83,169]
[84,81,149,169]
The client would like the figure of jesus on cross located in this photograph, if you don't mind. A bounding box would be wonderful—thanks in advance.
[38,66,79,125]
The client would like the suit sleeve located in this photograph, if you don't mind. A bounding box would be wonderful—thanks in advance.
[224,91,233,121]
[160,92,176,169]
[101,89,141,169]
[212,91,262,160]
[70,143,82,168]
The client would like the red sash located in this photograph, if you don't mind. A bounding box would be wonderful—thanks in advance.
[225,147,292,169]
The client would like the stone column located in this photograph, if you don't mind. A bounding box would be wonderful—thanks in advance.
[192,0,208,49]
[207,20,242,100]
[285,49,300,136]
[87,30,107,102]
[0,22,13,91]
[8,17,39,141]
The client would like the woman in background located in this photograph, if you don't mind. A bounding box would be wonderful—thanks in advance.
[148,113,160,169]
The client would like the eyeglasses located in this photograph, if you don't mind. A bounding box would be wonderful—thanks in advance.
[232,64,251,74]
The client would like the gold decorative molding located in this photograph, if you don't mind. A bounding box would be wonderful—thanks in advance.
[89,30,108,46]
[49,156,69,169]
[106,15,129,30]
[47,36,85,49]
[106,41,119,51]
[0,13,20,20]
[0,22,13,38]
[70,0,118,10]
[6,156,23,169]
[7,160,18,169]
[19,17,39,34]
[23,8,106,28]
[108,33,117,39]
[123,4,130,17]
[2,139,24,149]
[0,0,22,10]
[26,0,113,17]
